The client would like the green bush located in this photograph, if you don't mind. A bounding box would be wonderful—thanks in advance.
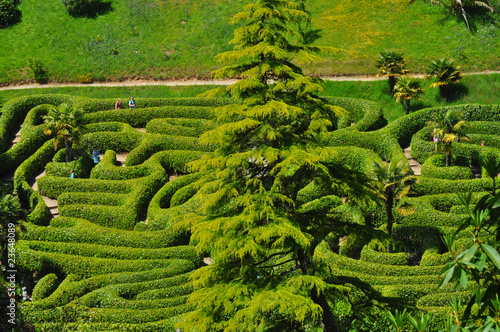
[22,217,188,249]
[146,118,218,137]
[28,58,50,84]
[18,243,195,278]
[84,106,214,127]
[360,245,409,266]
[32,273,60,301]
[21,241,200,262]
[23,270,192,311]
[327,97,387,132]
[0,0,20,28]
[339,233,369,258]
[421,154,473,180]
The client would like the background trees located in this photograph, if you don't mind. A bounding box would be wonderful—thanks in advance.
[43,103,85,163]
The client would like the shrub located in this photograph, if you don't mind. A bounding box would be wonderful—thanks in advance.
[77,73,93,84]
[22,217,188,248]
[32,274,60,301]
[0,0,20,28]
[360,244,409,266]
[28,59,50,84]
[421,154,473,180]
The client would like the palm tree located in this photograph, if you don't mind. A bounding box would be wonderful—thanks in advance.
[0,192,26,266]
[370,159,418,251]
[375,50,409,95]
[426,58,462,100]
[43,104,85,163]
[429,0,494,30]
[479,155,500,196]
[393,76,425,114]
[428,109,469,167]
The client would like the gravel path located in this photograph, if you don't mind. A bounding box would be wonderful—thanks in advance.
[1,70,500,91]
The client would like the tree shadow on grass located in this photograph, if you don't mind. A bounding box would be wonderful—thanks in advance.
[0,7,21,29]
[406,100,431,114]
[442,83,469,102]
[70,1,113,19]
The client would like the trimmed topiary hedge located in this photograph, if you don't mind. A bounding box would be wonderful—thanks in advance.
[421,154,473,180]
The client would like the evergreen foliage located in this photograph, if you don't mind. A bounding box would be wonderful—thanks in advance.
[173,0,379,330]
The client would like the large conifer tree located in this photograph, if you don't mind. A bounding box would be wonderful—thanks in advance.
[177,1,375,330]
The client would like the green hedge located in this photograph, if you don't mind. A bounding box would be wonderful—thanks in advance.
[146,117,218,137]
[17,244,195,278]
[22,217,188,248]
[326,129,406,165]
[84,106,214,127]
[0,95,76,154]
[145,173,205,231]
[75,97,232,113]
[326,97,387,132]
[421,154,473,180]
[32,273,60,301]
[20,241,199,262]
[125,134,215,166]
[81,131,145,154]
[28,270,191,309]
[360,245,409,266]
[413,177,490,195]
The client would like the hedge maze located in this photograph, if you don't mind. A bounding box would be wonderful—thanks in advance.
[1,94,499,330]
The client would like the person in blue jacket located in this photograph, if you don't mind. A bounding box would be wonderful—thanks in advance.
[92,147,100,164]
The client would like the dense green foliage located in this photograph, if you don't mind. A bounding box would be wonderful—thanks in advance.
[1,0,500,84]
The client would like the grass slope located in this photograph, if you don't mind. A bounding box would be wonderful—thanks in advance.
[1,0,499,84]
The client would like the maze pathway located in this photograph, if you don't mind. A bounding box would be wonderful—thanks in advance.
[404,146,422,176]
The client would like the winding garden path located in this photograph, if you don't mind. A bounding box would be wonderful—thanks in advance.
[1,70,500,91]
[404,146,422,176]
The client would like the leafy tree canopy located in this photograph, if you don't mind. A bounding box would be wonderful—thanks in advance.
[175,0,380,331]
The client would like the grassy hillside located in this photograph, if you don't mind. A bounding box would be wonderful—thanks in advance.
[1,0,499,84]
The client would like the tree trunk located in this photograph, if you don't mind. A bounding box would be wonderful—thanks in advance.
[65,137,72,163]
[439,85,446,100]
[388,75,396,95]
[311,289,340,332]
[446,152,451,167]
[385,193,394,253]
[405,99,410,114]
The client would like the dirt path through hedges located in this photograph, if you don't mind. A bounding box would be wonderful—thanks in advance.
[2,70,500,91]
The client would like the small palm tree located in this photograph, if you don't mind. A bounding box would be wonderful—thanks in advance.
[371,159,418,247]
[0,192,26,266]
[428,109,469,167]
[393,76,425,114]
[43,104,86,163]
[426,58,462,100]
[375,50,409,95]
[430,0,494,30]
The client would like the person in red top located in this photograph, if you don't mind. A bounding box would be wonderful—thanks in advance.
[115,98,122,109]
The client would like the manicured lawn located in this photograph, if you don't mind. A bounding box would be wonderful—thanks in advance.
[1,0,499,84]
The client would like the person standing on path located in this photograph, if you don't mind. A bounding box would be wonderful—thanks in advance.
[128,96,136,109]
[115,98,122,109]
